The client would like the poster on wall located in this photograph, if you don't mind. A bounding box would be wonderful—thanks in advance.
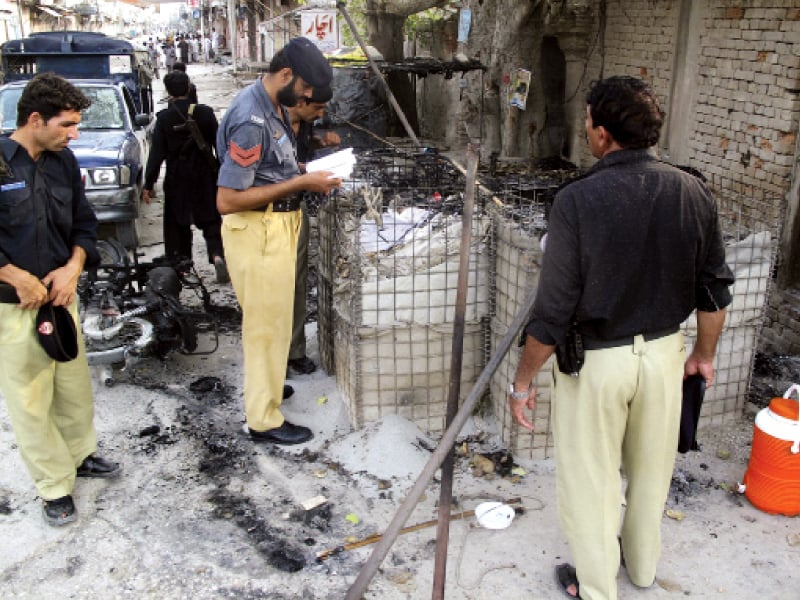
[509,68,532,110]
[302,10,339,53]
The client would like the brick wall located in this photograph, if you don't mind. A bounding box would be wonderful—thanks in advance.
[587,1,800,356]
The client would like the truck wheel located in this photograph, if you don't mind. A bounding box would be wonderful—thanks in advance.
[115,220,139,249]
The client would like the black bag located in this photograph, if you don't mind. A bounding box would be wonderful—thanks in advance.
[678,374,706,453]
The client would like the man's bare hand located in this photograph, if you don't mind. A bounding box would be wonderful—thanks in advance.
[684,352,715,387]
[508,387,537,432]
[302,171,341,194]
[142,189,154,205]
[11,271,49,310]
[320,131,341,147]
[41,262,82,307]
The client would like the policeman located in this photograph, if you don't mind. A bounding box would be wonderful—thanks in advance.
[0,74,120,527]
[287,84,340,376]
[216,38,341,445]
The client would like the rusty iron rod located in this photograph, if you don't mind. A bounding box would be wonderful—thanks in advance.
[316,497,522,561]
[335,1,421,147]
[432,141,480,599]
[344,262,539,600]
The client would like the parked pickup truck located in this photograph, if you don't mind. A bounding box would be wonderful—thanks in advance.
[0,31,152,248]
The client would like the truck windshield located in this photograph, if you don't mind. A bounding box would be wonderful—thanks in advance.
[0,85,125,131]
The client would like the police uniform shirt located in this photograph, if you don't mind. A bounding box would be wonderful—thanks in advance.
[0,137,99,279]
[216,80,299,194]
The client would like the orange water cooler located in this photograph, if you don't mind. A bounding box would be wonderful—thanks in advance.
[741,384,800,516]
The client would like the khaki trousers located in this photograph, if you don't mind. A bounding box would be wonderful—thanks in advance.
[0,300,96,500]
[552,332,685,600]
[289,203,309,361]
[222,207,300,431]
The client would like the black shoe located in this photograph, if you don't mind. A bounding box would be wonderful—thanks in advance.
[287,356,317,375]
[42,495,77,527]
[77,455,121,479]
[283,384,294,399]
[213,255,230,284]
[249,421,313,445]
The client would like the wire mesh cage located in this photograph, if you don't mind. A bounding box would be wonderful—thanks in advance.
[317,148,493,433]
[488,165,785,460]
[682,174,786,428]
[485,164,581,460]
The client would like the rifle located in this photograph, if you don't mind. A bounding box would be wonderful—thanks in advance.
[171,102,219,171]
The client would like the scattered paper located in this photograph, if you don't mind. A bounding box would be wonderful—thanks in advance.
[307,147,356,180]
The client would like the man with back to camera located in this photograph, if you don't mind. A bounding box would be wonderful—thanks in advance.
[143,70,227,282]
[216,38,340,446]
[508,76,734,599]
[286,84,341,376]
[170,62,198,104]
[0,73,120,527]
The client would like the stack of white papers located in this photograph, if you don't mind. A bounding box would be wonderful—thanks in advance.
[306,147,356,180]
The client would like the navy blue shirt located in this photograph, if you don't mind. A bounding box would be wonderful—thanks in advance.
[216,79,299,193]
[526,148,734,346]
[0,136,99,279]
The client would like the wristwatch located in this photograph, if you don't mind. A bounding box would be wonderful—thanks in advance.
[508,383,532,400]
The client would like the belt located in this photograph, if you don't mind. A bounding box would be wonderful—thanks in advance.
[0,283,20,304]
[581,326,679,351]
[269,194,302,212]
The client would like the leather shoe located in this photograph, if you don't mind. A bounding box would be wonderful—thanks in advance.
[287,356,317,375]
[249,421,313,445]
[283,384,294,399]
[77,454,121,478]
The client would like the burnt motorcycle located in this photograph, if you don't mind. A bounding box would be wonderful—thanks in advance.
[78,240,219,385]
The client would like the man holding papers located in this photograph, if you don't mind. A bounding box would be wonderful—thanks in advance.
[216,38,341,445]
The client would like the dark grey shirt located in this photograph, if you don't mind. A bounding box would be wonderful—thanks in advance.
[0,136,98,279]
[526,148,734,346]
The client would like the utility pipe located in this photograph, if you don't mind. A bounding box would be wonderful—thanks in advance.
[431,141,480,599]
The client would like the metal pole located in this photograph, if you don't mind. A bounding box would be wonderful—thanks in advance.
[431,141,480,599]
[344,282,539,600]
[228,0,237,71]
[335,1,420,147]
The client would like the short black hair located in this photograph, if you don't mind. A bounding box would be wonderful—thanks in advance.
[586,76,664,149]
[164,70,190,97]
[172,62,187,72]
[16,73,91,127]
[268,48,290,73]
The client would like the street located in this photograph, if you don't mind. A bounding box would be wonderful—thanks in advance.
[0,63,797,600]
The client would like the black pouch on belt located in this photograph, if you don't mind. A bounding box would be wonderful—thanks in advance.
[556,325,584,376]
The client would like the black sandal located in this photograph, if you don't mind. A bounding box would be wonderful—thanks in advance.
[42,495,77,527]
[556,563,581,598]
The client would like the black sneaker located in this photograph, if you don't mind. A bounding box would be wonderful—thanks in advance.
[42,495,77,527]
[287,356,317,375]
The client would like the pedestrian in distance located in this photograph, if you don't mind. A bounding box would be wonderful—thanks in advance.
[508,75,734,600]
[286,84,340,376]
[216,38,340,446]
[164,43,177,72]
[0,73,121,527]
[143,70,228,283]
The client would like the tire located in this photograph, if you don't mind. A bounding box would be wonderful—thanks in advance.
[115,220,140,249]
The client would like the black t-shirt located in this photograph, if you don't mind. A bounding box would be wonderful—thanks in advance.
[526,148,734,346]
